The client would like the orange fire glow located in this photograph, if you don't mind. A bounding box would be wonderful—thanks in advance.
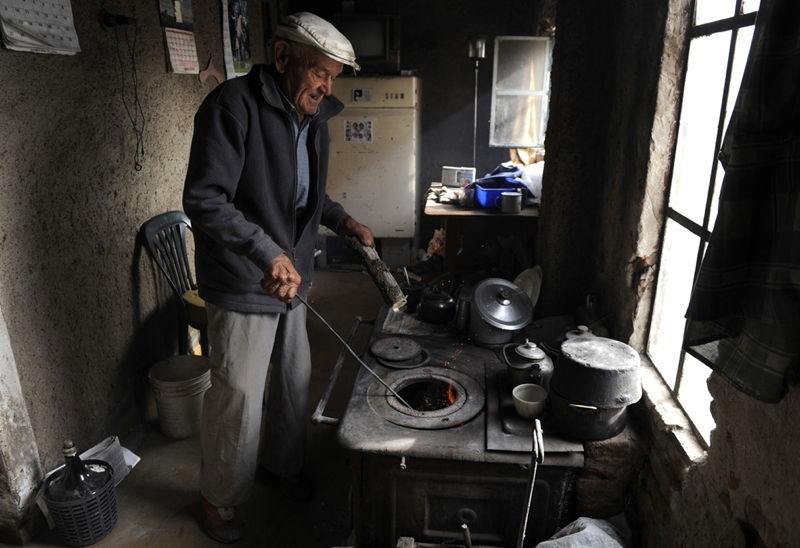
[445,383,457,406]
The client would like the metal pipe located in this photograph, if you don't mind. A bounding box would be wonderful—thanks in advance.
[473,59,479,170]
[296,295,413,410]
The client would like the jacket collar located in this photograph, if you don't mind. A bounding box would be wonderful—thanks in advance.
[254,64,344,123]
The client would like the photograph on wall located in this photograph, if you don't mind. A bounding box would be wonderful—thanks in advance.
[344,120,374,144]
[158,0,194,31]
[221,0,252,78]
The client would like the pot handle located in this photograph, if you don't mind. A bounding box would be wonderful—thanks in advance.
[568,403,598,411]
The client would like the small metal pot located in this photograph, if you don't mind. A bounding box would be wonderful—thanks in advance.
[469,278,533,346]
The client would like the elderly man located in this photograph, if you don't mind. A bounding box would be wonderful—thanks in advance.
[183,12,372,543]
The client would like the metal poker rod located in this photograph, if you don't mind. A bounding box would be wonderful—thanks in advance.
[296,295,413,410]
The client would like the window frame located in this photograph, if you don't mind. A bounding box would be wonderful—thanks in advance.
[646,0,758,447]
[488,35,553,148]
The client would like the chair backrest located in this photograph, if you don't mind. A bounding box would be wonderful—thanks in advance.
[141,211,195,299]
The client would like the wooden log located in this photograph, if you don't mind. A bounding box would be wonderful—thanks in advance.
[343,236,407,311]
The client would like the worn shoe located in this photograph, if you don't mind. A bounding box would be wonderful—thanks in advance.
[200,495,244,544]
[259,468,315,502]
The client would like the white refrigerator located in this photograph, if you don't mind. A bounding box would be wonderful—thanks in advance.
[327,76,420,250]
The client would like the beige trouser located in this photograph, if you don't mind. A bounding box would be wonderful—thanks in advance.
[200,302,311,507]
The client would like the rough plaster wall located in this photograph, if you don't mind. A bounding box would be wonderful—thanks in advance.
[638,376,800,547]
[591,0,669,347]
[0,304,42,543]
[625,0,692,351]
[538,0,670,342]
[536,0,616,315]
[0,0,263,473]
[287,0,554,245]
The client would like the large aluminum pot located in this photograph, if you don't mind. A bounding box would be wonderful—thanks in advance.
[550,337,641,440]
[549,390,628,440]
[469,278,533,346]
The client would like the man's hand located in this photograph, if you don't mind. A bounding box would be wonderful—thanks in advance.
[261,254,301,303]
[341,215,375,247]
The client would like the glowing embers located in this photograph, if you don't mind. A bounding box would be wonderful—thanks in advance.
[397,378,459,412]
[368,367,485,430]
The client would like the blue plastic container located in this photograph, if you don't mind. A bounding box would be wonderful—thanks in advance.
[474,181,521,208]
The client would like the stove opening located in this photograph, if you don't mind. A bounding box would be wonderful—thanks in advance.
[398,379,458,412]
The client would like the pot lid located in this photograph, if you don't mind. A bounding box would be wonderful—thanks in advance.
[472,278,533,331]
[515,339,546,360]
[560,337,639,371]
[370,337,422,362]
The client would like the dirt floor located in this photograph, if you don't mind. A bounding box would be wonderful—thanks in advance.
[31,270,385,547]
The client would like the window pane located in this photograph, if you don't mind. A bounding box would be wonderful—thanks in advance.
[677,354,715,444]
[494,39,549,92]
[648,220,702,387]
[695,0,736,25]
[490,95,547,147]
[669,31,731,226]
[722,26,755,135]
[710,27,754,231]
[741,0,761,14]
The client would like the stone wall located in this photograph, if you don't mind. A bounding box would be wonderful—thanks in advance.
[0,0,263,477]
[637,369,800,547]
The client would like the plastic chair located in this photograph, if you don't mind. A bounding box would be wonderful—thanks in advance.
[141,211,208,355]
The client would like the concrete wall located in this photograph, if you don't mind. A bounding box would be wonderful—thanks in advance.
[286,0,555,244]
[543,1,800,546]
[0,303,42,543]
[0,0,263,476]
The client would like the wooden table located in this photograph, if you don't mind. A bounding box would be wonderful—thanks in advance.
[423,190,540,271]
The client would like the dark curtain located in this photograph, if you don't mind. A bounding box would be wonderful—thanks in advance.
[684,0,800,402]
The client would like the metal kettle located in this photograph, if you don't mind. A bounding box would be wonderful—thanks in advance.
[503,339,553,391]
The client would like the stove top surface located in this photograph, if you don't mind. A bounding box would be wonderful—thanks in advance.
[337,310,584,468]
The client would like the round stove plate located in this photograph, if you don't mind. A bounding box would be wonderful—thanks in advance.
[375,348,430,370]
[370,337,423,362]
[367,366,485,430]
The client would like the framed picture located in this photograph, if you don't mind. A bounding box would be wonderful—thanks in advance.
[222,0,252,78]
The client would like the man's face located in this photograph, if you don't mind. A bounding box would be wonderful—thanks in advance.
[277,42,344,117]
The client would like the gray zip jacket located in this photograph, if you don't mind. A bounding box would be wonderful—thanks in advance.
[183,64,348,313]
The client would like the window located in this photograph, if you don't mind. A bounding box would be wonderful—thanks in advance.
[647,0,759,445]
[489,36,552,148]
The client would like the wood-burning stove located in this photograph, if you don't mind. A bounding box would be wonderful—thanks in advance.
[335,313,584,547]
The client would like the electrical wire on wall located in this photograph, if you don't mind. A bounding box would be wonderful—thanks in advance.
[106,6,146,171]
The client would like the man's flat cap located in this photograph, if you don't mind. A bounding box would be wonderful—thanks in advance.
[275,12,360,71]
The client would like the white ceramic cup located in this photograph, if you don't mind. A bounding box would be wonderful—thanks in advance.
[512,383,547,419]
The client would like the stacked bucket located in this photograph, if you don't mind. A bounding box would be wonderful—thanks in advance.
[148,355,212,439]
